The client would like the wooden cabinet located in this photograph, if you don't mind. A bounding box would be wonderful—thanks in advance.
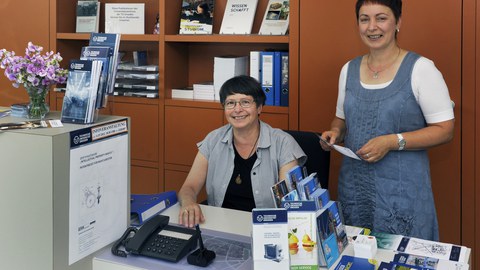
[49,0,299,194]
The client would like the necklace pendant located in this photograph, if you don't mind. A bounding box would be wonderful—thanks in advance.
[235,174,242,185]
[373,72,379,79]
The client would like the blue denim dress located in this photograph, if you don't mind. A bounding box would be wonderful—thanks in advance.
[338,52,439,241]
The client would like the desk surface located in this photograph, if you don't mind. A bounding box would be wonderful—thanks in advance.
[93,203,470,270]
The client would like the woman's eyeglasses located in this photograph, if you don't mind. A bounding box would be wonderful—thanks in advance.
[223,99,255,109]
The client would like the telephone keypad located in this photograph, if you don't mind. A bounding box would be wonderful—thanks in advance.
[142,229,196,262]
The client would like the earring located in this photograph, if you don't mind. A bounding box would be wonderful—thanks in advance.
[396,28,400,33]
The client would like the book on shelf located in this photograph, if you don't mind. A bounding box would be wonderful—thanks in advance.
[281,200,320,270]
[80,45,111,109]
[171,87,194,99]
[260,51,275,105]
[333,255,376,270]
[117,63,159,72]
[251,208,290,270]
[258,0,290,35]
[104,3,145,34]
[115,71,159,80]
[114,80,158,91]
[130,191,177,226]
[219,0,259,34]
[61,59,103,124]
[88,33,121,95]
[249,51,261,82]
[75,0,100,33]
[213,55,248,101]
[133,50,147,66]
[113,89,158,99]
[179,0,214,34]
[193,81,215,100]
[279,51,289,106]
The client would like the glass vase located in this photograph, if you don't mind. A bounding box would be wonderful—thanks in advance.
[25,85,50,119]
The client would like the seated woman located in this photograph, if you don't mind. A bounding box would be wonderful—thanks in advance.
[178,75,306,228]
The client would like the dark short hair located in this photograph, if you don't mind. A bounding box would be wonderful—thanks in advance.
[355,0,402,23]
[219,75,266,106]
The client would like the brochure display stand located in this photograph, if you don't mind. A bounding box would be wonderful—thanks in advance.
[0,111,130,270]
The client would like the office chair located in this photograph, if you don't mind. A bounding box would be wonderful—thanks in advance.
[284,130,330,189]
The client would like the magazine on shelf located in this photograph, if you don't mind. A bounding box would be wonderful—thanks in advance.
[80,45,111,109]
[219,0,259,34]
[179,0,214,34]
[113,89,158,99]
[117,63,159,72]
[258,0,290,35]
[61,59,103,124]
[89,33,121,95]
[75,0,100,33]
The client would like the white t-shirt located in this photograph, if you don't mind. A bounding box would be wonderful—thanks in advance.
[336,56,454,124]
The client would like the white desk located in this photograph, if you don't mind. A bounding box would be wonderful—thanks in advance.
[93,203,437,270]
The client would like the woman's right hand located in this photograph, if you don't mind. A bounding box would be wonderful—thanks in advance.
[320,131,338,151]
[178,201,205,228]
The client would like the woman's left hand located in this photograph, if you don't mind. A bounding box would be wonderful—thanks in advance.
[356,134,396,162]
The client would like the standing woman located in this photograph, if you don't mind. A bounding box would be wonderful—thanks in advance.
[321,0,454,241]
[178,75,306,228]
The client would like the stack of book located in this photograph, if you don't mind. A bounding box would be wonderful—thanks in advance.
[114,57,159,99]
[171,87,194,99]
[193,82,215,100]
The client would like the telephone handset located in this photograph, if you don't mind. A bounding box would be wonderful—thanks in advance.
[112,214,200,262]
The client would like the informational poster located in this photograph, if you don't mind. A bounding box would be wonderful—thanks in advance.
[68,119,129,265]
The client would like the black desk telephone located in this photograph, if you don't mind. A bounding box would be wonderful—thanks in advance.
[111,215,200,262]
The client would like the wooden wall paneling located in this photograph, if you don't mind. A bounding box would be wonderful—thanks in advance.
[0,0,51,107]
[165,169,207,203]
[259,112,289,130]
[299,0,462,244]
[110,101,159,164]
[130,166,159,194]
[461,0,479,267]
[164,106,224,166]
[400,0,462,245]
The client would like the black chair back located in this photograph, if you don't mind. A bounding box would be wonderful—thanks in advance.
[284,130,330,189]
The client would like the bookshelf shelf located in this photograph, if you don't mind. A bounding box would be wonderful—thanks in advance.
[51,0,299,194]
[165,34,289,43]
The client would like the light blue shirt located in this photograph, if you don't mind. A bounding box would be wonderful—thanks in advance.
[198,121,306,208]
